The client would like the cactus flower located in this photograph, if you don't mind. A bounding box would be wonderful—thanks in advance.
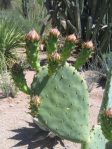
[26,29,40,41]
[49,28,60,38]
[51,52,61,61]
[82,41,94,50]
[66,34,77,43]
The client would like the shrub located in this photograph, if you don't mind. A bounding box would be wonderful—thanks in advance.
[0,71,18,98]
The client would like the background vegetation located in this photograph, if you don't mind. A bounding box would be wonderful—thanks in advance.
[0,0,112,97]
[0,0,46,97]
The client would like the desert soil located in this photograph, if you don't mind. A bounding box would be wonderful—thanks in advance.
[0,70,104,149]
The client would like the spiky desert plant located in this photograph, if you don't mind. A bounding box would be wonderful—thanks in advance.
[25,29,40,72]
[11,28,112,148]
[0,19,24,69]
[11,28,93,144]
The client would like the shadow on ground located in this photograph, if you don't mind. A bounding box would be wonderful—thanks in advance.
[9,122,66,149]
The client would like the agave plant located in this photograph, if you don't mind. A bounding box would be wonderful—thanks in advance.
[0,19,24,69]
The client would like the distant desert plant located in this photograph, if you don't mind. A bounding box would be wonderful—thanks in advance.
[0,19,24,69]
[0,71,18,98]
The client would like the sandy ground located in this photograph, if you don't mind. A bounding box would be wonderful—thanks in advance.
[0,70,104,149]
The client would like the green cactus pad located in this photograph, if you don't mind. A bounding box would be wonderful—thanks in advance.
[11,63,30,94]
[82,125,108,149]
[74,48,92,70]
[31,67,49,96]
[26,40,40,72]
[32,63,90,143]
[61,42,76,63]
[99,69,112,141]
[47,36,58,54]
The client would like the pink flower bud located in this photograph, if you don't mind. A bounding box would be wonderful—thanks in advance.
[83,41,94,50]
[49,28,60,38]
[66,34,77,43]
[26,29,40,41]
[51,52,61,61]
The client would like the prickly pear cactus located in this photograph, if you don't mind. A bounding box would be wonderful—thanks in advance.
[61,34,77,63]
[11,63,30,94]
[74,41,94,70]
[31,67,48,96]
[26,29,40,72]
[99,69,112,141]
[11,28,95,145]
[31,63,90,143]
[82,125,108,149]
[46,28,60,54]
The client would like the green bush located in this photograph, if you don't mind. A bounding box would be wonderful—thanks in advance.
[0,71,18,98]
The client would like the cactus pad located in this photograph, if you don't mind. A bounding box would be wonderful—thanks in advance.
[31,67,49,96]
[99,69,112,141]
[26,40,40,72]
[11,63,30,94]
[74,48,92,70]
[32,63,89,143]
[82,125,108,149]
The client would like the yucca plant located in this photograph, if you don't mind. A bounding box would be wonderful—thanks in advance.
[0,19,24,69]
